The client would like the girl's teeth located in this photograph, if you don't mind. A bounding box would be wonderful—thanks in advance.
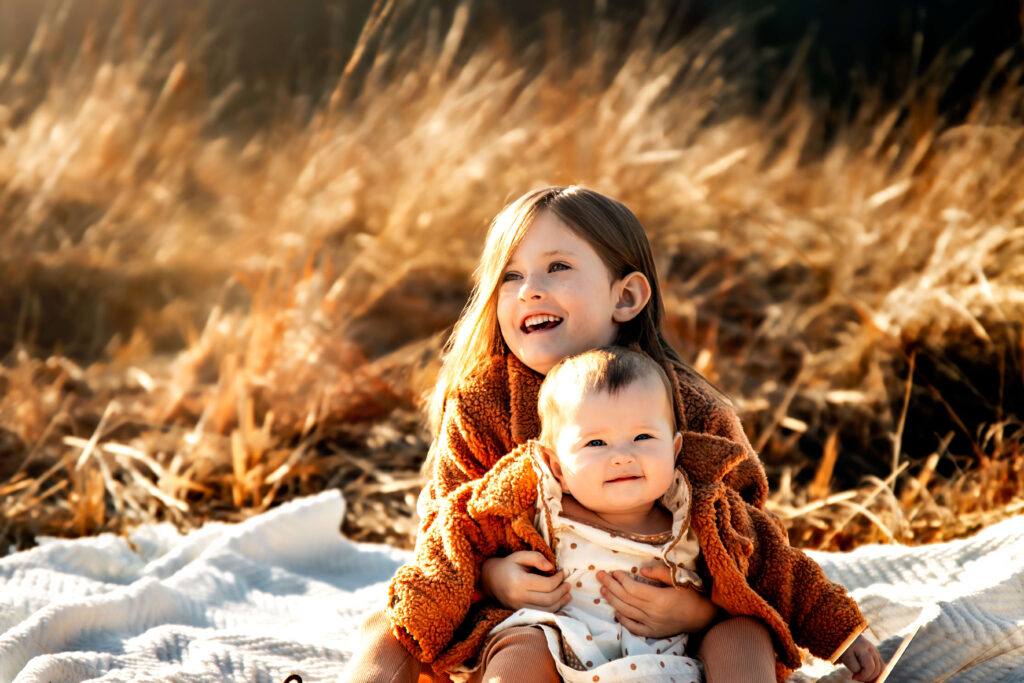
[522,315,563,333]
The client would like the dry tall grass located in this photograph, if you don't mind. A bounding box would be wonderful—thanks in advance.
[1,2,1022,554]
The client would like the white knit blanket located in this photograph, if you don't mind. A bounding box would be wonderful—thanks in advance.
[1,490,1022,682]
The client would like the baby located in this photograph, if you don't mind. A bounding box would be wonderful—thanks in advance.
[388,346,882,682]
[486,345,708,680]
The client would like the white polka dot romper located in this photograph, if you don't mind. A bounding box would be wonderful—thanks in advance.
[483,454,705,683]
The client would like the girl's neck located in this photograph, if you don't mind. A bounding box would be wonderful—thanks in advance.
[560,494,672,537]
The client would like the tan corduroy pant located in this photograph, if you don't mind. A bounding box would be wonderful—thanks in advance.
[344,609,559,683]
[345,610,775,683]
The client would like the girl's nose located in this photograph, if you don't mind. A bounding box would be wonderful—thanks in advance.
[518,274,545,300]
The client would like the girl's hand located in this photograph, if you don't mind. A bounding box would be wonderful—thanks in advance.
[838,635,884,682]
[596,564,719,638]
[480,552,571,612]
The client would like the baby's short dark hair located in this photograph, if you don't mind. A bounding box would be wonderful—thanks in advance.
[538,346,675,447]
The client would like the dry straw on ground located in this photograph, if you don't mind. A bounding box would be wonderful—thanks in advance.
[1,2,1022,554]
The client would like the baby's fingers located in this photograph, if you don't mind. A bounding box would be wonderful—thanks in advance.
[602,591,647,623]
[638,563,672,586]
[596,570,646,603]
[598,577,650,623]
[614,612,653,638]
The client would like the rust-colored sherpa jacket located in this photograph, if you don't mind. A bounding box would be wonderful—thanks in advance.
[389,353,866,681]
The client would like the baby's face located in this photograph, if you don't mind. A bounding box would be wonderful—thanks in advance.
[550,375,680,518]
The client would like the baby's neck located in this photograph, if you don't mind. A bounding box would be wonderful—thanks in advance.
[560,494,672,537]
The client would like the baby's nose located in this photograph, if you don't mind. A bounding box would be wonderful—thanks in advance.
[611,448,636,464]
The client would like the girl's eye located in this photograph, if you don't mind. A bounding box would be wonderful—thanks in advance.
[549,262,570,272]
[585,439,606,447]
[501,271,522,283]
[634,433,653,441]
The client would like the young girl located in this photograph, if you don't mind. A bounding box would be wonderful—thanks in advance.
[388,346,883,682]
[347,186,788,682]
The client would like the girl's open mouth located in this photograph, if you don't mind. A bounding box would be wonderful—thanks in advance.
[521,314,563,334]
[607,475,641,483]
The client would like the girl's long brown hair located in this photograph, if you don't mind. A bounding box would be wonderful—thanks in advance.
[427,185,714,434]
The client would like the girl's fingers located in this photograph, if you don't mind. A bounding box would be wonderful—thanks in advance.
[521,602,558,612]
[524,582,570,609]
[555,592,572,612]
[859,649,877,674]
[865,650,883,681]
[510,550,553,572]
[519,599,555,612]
[522,570,564,593]
[524,588,571,612]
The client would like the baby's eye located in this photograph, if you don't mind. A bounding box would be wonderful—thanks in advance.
[585,439,606,447]
[501,271,522,283]
[548,262,570,272]
[634,433,653,441]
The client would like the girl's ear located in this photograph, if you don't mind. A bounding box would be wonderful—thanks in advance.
[611,271,652,323]
[673,431,683,456]
[539,444,570,492]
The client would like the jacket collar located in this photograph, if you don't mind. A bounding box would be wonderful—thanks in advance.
[506,353,544,445]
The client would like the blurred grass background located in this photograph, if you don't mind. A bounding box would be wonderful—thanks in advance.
[1,0,1022,554]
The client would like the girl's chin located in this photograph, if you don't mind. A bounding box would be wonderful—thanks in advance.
[517,342,592,374]
[517,350,561,375]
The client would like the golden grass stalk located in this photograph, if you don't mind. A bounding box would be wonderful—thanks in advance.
[1,2,1022,552]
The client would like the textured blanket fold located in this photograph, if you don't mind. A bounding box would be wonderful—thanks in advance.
[2,490,1022,682]
[0,490,404,683]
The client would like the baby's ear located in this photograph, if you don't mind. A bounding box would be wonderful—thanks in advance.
[673,431,683,456]
[538,444,570,491]
[611,271,652,323]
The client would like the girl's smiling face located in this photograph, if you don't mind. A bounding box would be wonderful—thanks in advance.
[497,211,625,375]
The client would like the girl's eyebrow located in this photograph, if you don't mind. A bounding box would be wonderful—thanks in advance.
[504,249,574,268]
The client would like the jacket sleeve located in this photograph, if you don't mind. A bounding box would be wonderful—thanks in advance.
[742,502,867,661]
[683,432,865,667]
[707,407,769,509]
[387,447,552,663]
[416,370,516,542]
[671,362,769,508]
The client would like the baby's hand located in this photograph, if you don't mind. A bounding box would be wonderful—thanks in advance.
[838,635,884,682]
[596,564,718,637]
[480,551,570,612]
